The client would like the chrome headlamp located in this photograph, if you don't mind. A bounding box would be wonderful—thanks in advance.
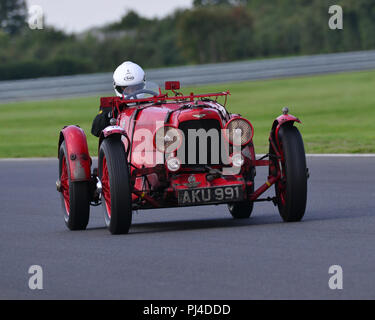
[224,118,253,146]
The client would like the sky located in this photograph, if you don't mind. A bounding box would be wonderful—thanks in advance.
[25,0,193,33]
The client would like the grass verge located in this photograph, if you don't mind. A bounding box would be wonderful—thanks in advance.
[0,70,374,158]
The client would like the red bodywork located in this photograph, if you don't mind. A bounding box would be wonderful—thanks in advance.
[273,114,301,152]
[59,83,301,210]
[58,126,91,182]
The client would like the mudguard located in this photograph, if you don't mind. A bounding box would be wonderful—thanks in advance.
[98,125,129,150]
[101,125,127,138]
[58,125,91,182]
[271,113,301,150]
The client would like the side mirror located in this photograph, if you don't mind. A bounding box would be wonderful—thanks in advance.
[165,81,180,91]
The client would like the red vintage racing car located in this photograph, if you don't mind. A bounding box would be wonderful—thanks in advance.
[57,81,308,234]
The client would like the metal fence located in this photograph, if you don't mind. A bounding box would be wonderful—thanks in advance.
[1,50,375,103]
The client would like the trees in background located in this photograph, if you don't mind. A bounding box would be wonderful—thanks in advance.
[177,6,254,63]
[0,0,27,35]
[0,0,375,80]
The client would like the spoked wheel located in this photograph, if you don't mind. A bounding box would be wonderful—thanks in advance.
[98,138,132,235]
[58,142,90,230]
[270,125,307,222]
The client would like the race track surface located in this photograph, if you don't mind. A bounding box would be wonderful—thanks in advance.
[0,156,374,299]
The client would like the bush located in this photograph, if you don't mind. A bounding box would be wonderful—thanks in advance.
[0,57,94,80]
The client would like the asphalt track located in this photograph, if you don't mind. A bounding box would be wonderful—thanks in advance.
[0,156,374,299]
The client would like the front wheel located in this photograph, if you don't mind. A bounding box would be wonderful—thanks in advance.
[58,142,90,230]
[273,125,307,222]
[99,138,132,234]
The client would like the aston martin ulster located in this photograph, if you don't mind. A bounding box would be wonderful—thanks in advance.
[56,81,308,234]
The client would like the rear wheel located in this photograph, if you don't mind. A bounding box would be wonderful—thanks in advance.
[228,174,254,219]
[228,200,254,219]
[272,125,307,222]
[99,138,132,234]
[58,142,90,230]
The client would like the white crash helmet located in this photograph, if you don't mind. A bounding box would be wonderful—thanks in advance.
[113,61,146,97]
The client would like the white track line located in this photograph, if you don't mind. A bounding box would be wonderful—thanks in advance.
[0,157,57,161]
[0,154,374,162]
[306,154,375,157]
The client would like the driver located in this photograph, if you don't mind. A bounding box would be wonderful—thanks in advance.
[113,61,146,98]
[91,61,146,137]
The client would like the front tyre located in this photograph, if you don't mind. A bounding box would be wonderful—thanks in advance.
[99,138,132,234]
[275,125,307,222]
[58,142,90,230]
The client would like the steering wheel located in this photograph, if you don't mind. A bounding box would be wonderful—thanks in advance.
[124,89,159,100]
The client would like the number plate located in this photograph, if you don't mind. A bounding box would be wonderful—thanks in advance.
[178,185,244,206]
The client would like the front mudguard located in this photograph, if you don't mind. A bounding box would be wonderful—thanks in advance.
[58,125,91,182]
[270,114,301,151]
[98,125,129,154]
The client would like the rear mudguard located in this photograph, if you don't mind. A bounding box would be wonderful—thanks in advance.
[270,114,301,150]
[58,125,91,182]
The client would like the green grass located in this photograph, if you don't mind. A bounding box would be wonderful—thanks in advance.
[1,70,375,158]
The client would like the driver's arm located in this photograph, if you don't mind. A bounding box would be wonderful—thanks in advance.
[91,106,118,137]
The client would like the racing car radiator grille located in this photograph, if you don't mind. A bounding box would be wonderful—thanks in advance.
[178,119,223,166]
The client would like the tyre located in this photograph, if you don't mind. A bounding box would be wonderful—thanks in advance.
[58,142,90,230]
[228,200,254,219]
[273,125,307,222]
[228,177,254,219]
[98,138,132,234]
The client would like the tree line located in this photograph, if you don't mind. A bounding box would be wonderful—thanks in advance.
[0,0,374,80]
